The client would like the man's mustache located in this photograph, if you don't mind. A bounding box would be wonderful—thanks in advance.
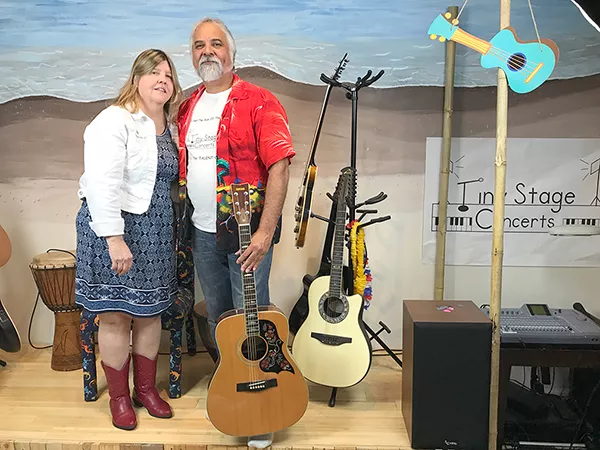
[199,55,220,65]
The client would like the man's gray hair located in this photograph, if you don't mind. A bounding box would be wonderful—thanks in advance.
[190,17,237,65]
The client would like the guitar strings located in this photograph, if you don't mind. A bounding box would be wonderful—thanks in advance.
[247,225,258,383]
[451,27,546,74]
[487,47,541,74]
[241,222,258,383]
[456,0,543,55]
[452,0,547,73]
[451,32,545,74]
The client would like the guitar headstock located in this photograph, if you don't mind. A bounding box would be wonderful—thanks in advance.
[321,53,350,87]
[427,12,460,43]
[332,53,349,81]
[334,167,354,205]
[230,183,252,225]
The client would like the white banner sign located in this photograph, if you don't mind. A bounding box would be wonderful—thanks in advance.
[423,137,600,267]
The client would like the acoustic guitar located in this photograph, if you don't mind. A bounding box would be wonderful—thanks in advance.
[291,168,372,388]
[427,12,559,94]
[206,183,309,437]
[0,225,21,360]
[293,53,349,248]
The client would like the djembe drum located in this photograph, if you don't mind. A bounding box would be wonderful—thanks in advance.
[29,250,82,371]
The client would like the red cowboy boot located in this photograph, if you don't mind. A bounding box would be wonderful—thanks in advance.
[131,353,172,418]
[101,356,137,430]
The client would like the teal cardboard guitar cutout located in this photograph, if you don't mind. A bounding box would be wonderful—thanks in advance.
[427,12,559,94]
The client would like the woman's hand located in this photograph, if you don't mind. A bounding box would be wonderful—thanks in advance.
[106,236,133,276]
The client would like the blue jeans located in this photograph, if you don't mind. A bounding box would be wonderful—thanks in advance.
[192,227,273,350]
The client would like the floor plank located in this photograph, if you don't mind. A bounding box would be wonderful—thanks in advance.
[0,349,407,448]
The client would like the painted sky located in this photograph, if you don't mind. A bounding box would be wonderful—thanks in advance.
[1,0,599,103]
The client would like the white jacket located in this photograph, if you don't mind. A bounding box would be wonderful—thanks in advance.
[77,105,161,237]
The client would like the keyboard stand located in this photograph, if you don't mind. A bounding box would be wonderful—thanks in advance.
[495,303,600,450]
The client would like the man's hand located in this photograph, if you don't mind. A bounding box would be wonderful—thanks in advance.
[236,228,272,272]
[235,158,289,272]
[106,235,133,276]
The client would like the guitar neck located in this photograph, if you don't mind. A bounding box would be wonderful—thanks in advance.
[328,194,346,299]
[305,84,334,168]
[239,224,260,337]
[450,28,492,55]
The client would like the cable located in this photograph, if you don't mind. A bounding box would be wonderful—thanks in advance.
[569,377,600,449]
[28,292,51,350]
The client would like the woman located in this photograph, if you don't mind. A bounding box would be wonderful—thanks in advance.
[74,49,183,430]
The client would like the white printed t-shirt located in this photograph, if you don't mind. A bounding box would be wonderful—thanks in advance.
[185,88,231,232]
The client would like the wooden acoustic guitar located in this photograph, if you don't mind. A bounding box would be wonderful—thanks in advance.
[206,183,309,437]
[293,53,349,248]
[292,168,372,388]
[0,225,21,361]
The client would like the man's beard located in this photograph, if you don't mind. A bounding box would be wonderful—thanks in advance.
[196,55,224,82]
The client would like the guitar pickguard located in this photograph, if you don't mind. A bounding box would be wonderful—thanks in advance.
[258,320,295,374]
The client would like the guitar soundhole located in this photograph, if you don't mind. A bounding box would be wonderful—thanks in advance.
[324,297,344,318]
[241,335,268,361]
[319,294,349,324]
[507,52,526,72]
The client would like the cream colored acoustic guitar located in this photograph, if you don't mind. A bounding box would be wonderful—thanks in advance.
[292,168,372,388]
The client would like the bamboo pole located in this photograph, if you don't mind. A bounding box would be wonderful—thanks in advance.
[434,5,458,301]
[488,0,510,449]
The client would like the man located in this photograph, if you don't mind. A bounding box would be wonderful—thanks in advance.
[176,17,295,449]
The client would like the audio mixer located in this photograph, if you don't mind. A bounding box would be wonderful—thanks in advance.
[481,304,600,345]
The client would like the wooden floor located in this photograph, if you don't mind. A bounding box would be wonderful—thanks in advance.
[0,348,407,449]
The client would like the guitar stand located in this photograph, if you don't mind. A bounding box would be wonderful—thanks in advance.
[364,321,403,368]
[327,321,401,407]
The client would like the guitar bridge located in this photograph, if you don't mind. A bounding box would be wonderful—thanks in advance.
[311,332,352,346]
[236,378,278,392]
[525,62,544,83]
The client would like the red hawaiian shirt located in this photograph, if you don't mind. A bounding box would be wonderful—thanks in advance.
[176,74,296,253]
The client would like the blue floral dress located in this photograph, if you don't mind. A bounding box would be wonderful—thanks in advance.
[74,129,178,317]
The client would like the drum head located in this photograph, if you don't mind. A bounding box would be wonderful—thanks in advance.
[31,250,76,269]
[0,225,11,268]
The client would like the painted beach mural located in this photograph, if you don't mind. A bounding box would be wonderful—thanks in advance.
[1,0,600,349]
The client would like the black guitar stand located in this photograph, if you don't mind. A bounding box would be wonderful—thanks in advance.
[314,67,401,407]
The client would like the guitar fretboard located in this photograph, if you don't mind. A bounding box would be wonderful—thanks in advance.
[329,188,346,299]
[451,28,492,55]
[239,223,260,337]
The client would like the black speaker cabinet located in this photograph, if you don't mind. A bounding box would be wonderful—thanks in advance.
[402,300,492,449]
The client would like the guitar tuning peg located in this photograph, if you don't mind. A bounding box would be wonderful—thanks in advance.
[445,12,452,19]
[439,36,446,42]
[430,34,437,40]
[452,19,459,25]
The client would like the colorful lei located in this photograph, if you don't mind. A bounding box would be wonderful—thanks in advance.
[348,220,373,309]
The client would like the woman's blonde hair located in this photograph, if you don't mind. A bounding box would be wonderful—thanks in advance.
[114,49,183,123]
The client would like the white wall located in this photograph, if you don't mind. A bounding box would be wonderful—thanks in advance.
[2,169,600,357]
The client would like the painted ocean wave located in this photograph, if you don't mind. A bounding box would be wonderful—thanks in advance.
[0,0,599,103]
